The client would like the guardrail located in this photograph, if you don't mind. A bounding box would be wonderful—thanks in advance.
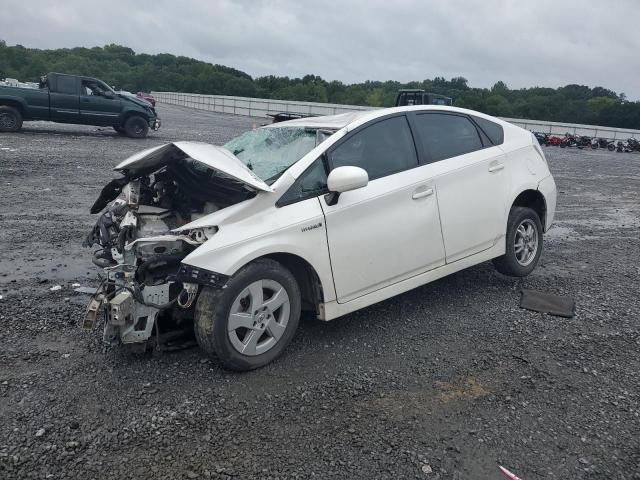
[151,91,640,140]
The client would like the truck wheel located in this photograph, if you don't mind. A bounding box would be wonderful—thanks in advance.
[113,125,126,135]
[194,259,301,371]
[0,106,23,133]
[123,115,149,138]
[493,206,543,277]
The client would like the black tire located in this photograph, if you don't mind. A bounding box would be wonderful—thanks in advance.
[559,140,567,148]
[607,143,616,151]
[194,259,301,371]
[493,206,543,277]
[123,115,149,138]
[0,105,23,132]
[113,125,126,135]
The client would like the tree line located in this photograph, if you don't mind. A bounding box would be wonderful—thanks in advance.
[1,41,639,129]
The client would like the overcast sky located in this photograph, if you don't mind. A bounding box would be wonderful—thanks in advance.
[2,0,640,99]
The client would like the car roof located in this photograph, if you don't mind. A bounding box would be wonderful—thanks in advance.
[265,105,509,131]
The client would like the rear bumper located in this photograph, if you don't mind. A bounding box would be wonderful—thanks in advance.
[538,174,557,232]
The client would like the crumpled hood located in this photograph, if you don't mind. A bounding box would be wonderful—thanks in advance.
[173,195,260,232]
[114,141,273,192]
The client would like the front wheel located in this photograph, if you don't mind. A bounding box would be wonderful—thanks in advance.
[493,206,543,277]
[113,125,126,135]
[123,115,149,138]
[0,106,23,132]
[194,259,301,371]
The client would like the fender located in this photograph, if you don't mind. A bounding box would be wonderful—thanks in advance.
[0,95,29,113]
[181,198,338,303]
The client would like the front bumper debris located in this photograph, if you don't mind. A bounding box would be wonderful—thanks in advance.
[151,118,161,130]
[176,264,229,288]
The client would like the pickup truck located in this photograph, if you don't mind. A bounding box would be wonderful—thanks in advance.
[395,89,452,106]
[0,73,161,138]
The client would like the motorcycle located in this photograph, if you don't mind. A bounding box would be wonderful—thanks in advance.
[626,138,640,152]
[596,138,616,151]
[547,135,564,146]
[533,132,549,146]
[560,133,595,149]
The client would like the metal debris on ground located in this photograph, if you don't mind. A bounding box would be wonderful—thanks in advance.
[49,285,62,292]
[520,289,576,318]
[74,286,98,294]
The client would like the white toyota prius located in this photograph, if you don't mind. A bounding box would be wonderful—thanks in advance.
[84,105,557,370]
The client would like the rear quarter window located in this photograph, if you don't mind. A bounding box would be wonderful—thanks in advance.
[472,116,504,145]
[56,75,77,95]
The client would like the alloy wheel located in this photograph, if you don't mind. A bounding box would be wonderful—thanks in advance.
[514,219,538,266]
[227,279,290,356]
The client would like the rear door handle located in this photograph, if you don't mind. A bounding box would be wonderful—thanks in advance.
[488,163,504,173]
[412,187,434,200]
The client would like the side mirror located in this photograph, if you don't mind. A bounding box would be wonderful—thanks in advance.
[103,91,114,99]
[325,166,369,206]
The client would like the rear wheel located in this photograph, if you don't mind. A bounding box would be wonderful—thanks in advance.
[0,106,23,132]
[493,206,543,277]
[123,115,149,138]
[194,259,301,371]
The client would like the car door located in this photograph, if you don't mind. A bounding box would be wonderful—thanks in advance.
[79,79,122,125]
[320,114,446,303]
[409,112,507,264]
[49,74,80,123]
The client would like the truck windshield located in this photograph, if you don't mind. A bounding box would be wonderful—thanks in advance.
[224,127,320,184]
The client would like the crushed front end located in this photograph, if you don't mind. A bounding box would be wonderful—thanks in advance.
[81,142,267,349]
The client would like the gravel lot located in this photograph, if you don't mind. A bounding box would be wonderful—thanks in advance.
[1,105,639,480]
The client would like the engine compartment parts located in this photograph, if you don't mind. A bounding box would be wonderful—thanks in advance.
[82,142,261,348]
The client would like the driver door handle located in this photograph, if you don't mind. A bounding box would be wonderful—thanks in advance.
[488,163,505,173]
[412,187,434,200]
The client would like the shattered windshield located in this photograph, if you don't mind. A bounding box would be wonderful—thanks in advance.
[224,127,327,184]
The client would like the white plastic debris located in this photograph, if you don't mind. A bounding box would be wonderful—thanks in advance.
[62,353,71,359]
[49,285,62,292]
[35,428,46,437]
[71,283,81,288]
[421,464,433,474]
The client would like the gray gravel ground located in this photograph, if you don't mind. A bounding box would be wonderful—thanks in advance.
[1,105,639,480]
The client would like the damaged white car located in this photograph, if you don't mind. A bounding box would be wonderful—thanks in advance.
[83,105,557,370]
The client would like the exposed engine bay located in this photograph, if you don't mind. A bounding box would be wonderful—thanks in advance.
[82,142,264,348]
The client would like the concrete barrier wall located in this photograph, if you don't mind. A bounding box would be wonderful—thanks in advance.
[151,91,640,140]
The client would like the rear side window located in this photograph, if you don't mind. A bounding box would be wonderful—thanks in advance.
[472,116,504,145]
[56,75,77,95]
[330,115,418,180]
[412,113,483,162]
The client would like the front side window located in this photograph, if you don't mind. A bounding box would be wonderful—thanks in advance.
[224,127,329,184]
[277,157,328,206]
[56,75,77,95]
[82,79,112,97]
[413,113,483,162]
[330,115,418,180]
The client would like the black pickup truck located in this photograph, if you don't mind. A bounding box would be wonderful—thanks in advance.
[0,73,160,138]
